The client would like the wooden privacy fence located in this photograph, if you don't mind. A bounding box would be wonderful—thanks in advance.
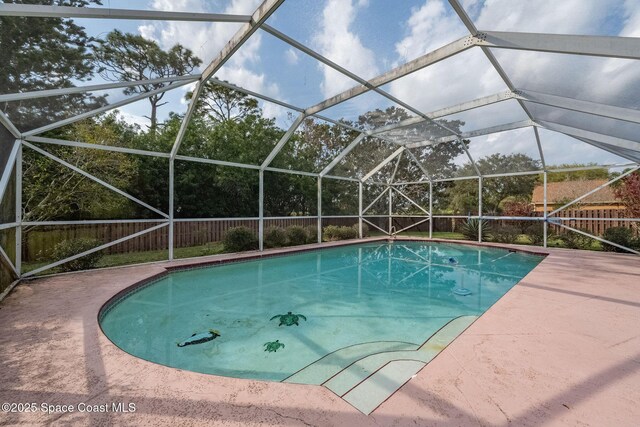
[22,210,636,261]
[546,208,637,236]
[23,217,357,262]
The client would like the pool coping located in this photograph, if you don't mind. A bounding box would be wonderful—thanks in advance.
[3,238,638,425]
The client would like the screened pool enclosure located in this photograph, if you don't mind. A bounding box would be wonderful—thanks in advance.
[1,0,639,290]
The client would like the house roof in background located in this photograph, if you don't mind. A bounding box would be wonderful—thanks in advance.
[532,180,619,205]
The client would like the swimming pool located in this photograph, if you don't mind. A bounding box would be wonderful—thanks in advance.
[100,241,542,410]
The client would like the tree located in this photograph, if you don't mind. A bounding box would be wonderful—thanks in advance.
[547,164,611,182]
[188,81,260,123]
[449,154,541,215]
[23,114,140,226]
[614,170,640,218]
[0,0,105,131]
[93,30,202,130]
[500,196,535,233]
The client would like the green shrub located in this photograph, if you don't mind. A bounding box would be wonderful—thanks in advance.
[323,225,358,241]
[339,226,358,240]
[602,227,634,252]
[305,225,318,244]
[52,238,103,272]
[264,226,288,248]
[350,223,369,237]
[286,225,308,246]
[223,226,258,252]
[525,223,545,246]
[323,225,342,241]
[460,219,492,241]
[489,225,520,244]
[558,229,593,250]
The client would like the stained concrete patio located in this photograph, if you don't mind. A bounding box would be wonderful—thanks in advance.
[0,239,639,426]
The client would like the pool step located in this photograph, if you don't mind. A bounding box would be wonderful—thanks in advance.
[284,341,419,385]
[330,315,478,414]
[343,360,426,415]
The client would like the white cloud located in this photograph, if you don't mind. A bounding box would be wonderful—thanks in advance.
[115,110,150,129]
[394,0,467,60]
[138,0,288,122]
[284,48,299,65]
[390,0,640,166]
[389,0,505,114]
[313,0,379,98]
[466,127,542,165]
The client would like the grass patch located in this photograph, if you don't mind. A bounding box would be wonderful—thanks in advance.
[23,242,225,275]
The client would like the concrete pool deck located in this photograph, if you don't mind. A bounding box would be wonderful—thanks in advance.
[0,238,639,426]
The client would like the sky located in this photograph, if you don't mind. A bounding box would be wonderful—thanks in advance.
[49,0,640,168]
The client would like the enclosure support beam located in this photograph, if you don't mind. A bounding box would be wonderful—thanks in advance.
[261,112,306,170]
[405,150,432,183]
[362,187,389,214]
[543,171,548,248]
[462,139,481,177]
[533,126,546,169]
[0,245,18,278]
[516,89,640,125]
[362,217,389,236]
[0,3,252,22]
[394,217,432,236]
[573,137,640,164]
[429,182,433,239]
[0,111,20,138]
[23,223,169,277]
[361,147,405,182]
[548,166,639,216]
[0,74,200,103]
[406,120,535,149]
[320,134,365,177]
[263,25,457,137]
[26,136,171,158]
[393,187,430,216]
[168,160,175,260]
[478,177,483,243]
[22,141,169,219]
[170,0,284,160]
[24,80,193,137]
[478,31,640,61]
[0,139,20,204]
[368,90,514,136]
[358,182,363,239]
[388,187,393,235]
[15,143,22,275]
[448,0,538,130]
[317,177,322,244]
[259,170,264,251]
[538,120,640,152]
[306,35,476,115]
[554,223,640,255]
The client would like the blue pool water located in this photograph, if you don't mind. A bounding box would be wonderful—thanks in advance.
[100,242,542,381]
